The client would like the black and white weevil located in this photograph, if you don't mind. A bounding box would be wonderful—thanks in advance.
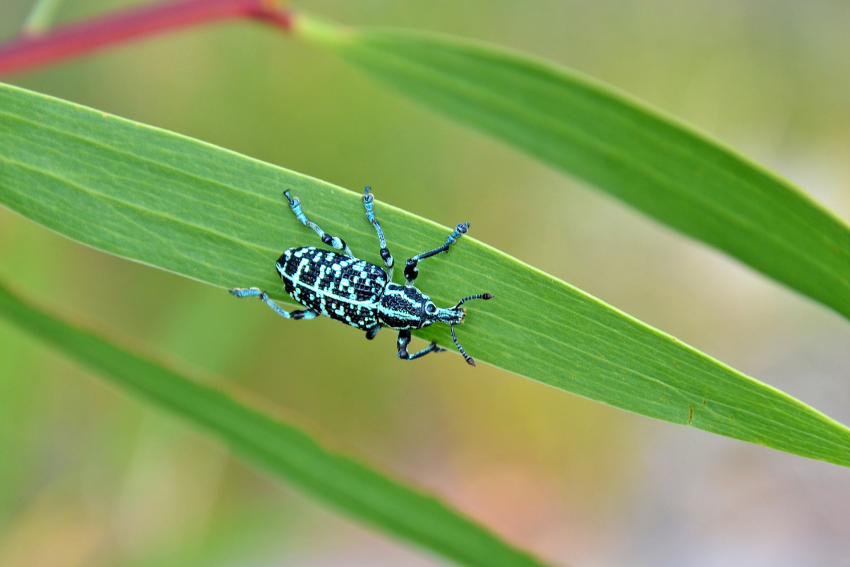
[230,186,493,365]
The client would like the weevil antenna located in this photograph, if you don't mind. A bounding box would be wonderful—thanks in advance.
[451,324,476,366]
[453,293,494,309]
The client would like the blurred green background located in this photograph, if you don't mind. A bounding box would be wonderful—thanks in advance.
[2,1,850,565]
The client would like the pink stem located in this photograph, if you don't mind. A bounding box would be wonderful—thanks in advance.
[0,0,294,77]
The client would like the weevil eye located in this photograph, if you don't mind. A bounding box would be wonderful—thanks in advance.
[425,302,437,315]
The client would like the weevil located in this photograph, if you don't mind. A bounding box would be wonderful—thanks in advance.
[230,187,492,365]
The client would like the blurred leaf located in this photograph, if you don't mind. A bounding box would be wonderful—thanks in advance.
[2,82,850,467]
[296,18,850,321]
[22,0,65,35]
[0,322,40,528]
[0,280,553,567]
[115,507,294,567]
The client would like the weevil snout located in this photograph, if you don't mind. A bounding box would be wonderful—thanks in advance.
[434,306,465,326]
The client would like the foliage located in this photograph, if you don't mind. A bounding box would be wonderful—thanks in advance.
[2,83,849,469]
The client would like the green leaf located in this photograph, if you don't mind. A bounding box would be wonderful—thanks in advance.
[294,17,850,321]
[1,82,850,467]
[0,280,552,567]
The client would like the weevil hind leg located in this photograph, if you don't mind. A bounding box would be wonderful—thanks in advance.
[362,186,395,280]
[396,329,445,360]
[404,222,470,285]
[284,190,354,257]
[230,287,319,320]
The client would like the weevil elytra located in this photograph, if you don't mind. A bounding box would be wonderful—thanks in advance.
[230,187,492,365]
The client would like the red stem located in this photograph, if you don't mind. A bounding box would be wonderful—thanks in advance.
[0,0,294,77]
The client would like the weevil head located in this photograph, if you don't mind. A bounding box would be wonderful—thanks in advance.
[378,283,464,330]
[379,286,494,366]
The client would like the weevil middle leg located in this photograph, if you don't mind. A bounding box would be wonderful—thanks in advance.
[362,186,395,281]
[366,324,382,340]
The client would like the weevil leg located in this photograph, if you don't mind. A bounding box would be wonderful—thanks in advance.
[404,222,470,285]
[284,190,354,257]
[362,186,395,281]
[366,324,382,340]
[229,287,319,320]
[396,329,446,360]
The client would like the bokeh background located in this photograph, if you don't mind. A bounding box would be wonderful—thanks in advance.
[2,1,850,566]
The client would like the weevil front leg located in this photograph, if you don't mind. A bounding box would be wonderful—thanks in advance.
[285,190,354,257]
[396,329,446,360]
[404,222,470,285]
[229,287,319,320]
[362,186,395,281]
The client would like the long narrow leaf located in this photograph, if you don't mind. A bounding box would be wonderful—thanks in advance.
[295,18,850,321]
[2,83,850,466]
[0,280,553,567]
